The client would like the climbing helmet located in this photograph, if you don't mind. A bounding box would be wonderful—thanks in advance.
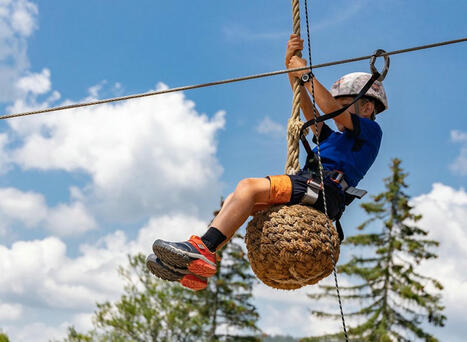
[330,72,388,114]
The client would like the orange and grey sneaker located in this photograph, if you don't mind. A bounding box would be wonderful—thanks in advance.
[152,235,217,278]
[146,254,208,291]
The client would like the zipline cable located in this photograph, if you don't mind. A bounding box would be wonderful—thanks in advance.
[1,37,466,120]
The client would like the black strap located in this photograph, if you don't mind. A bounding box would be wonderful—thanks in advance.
[336,219,344,242]
[299,71,380,156]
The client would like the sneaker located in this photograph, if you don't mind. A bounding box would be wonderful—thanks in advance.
[146,254,208,291]
[152,235,217,277]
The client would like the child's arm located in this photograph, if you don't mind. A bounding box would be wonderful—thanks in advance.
[285,34,324,137]
[288,55,355,131]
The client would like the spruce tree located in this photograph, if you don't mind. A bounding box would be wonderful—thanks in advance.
[303,159,446,342]
[196,202,261,342]
[197,232,260,341]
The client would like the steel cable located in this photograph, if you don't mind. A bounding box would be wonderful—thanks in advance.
[1,37,465,120]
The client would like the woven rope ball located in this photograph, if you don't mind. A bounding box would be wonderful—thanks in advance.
[245,204,340,290]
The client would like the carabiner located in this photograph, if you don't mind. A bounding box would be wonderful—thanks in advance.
[370,49,390,81]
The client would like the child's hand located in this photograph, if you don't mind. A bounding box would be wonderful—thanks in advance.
[288,56,309,78]
[285,34,304,68]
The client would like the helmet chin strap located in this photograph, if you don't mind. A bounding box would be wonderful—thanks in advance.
[354,100,361,117]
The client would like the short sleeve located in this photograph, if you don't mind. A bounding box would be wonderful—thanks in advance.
[345,114,382,142]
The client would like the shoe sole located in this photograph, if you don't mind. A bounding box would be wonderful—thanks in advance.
[152,240,217,277]
[146,256,207,291]
[146,256,181,282]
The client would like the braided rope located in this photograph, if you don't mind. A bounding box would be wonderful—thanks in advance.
[285,0,304,175]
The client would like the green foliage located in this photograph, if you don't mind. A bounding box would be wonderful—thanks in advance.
[60,327,94,342]
[0,332,10,342]
[200,232,260,341]
[263,335,300,342]
[304,159,446,342]
[62,253,209,342]
[62,202,260,341]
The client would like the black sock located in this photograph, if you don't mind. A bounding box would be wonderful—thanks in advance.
[201,227,226,253]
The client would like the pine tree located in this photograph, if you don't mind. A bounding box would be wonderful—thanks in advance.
[198,232,260,341]
[196,202,261,342]
[303,159,446,342]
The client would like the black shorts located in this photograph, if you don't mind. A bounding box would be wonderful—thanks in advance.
[268,171,345,221]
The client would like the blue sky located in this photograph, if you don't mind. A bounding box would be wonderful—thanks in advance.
[0,0,466,341]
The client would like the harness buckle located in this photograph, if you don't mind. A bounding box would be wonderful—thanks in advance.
[345,187,367,199]
[301,179,322,206]
[330,170,344,184]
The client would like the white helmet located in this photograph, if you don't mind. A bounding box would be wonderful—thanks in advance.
[330,72,388,114]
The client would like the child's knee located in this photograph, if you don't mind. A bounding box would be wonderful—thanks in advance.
[234,178,269,201]
[235,178,255,195]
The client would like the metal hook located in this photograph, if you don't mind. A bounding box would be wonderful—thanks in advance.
[370,49,390,81]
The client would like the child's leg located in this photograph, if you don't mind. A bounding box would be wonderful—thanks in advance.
[148,175,294,287]
[211,177,271,247]
[150,177,272,278]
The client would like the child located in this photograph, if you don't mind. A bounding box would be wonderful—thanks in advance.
[146,34,388,291]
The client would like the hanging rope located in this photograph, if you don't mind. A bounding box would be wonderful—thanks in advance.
[1,37,465,121]
[302,0,349,339]
[285,0,303,175]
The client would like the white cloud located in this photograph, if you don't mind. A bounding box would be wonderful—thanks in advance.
[10,0,38,36]
[450,130,467,142]
[0,213,205,310]
[72,312,94,332]
[45,201,97,236]
[256,116,285,136]
[86,81,106,100]
[135,214,207,249]
[15,68,51,95]
[254,274,360,337]
[4,321,69,342]
[0,302,23,320]
[4,83,225,221]
[450,130,467,176]
[411,183,467,342]
[0,187,47,228]
[0,0,38,102]
[0,235,123,313]
[0,213,208,341]
[0,187,96,236]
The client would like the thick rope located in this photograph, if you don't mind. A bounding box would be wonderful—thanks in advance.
[285,0,303,175]
[1,37,465,120]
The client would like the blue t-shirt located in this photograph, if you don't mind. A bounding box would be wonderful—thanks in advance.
[312,114,382,187]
